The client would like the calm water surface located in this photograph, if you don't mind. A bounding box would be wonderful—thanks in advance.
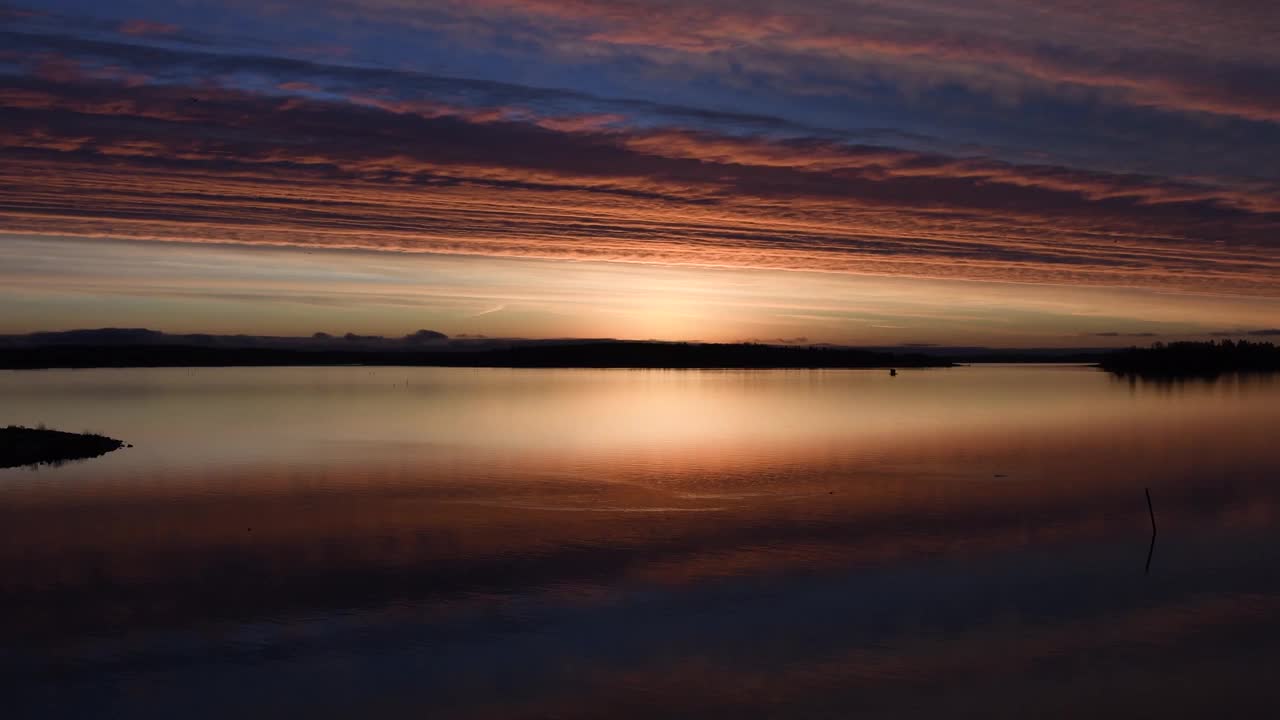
[3,365,1279,718]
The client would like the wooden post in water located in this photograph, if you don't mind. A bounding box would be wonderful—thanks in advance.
[1146,488,1157,536]
[1145,488,1157,575]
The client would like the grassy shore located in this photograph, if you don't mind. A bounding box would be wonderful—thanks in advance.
[0,426,127,469]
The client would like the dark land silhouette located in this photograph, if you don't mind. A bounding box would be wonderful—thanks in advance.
[1100,340,1280,377]
[0,329,1132,367]
[0,426,126,469]
[0,341,955,370]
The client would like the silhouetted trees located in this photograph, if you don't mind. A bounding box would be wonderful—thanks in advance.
[1099,340,1280,377]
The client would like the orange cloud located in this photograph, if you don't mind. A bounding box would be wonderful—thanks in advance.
[405,0,1280,122]
[118,19,181,37]
[1,74,1278,298]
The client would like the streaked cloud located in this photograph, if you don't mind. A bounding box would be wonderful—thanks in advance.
[1211,328,1280,337]
[2,65,1278,296]
[117,20,180,37]
[1,1,1277,340]
[472,304,508,317]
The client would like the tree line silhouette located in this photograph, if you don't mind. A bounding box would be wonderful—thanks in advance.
[1099,340,1280,377]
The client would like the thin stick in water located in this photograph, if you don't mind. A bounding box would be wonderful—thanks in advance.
[1145,487,1157,575]
[1146,487,1157,536]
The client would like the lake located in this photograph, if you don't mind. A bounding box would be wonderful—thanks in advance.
[3,365,1280,718]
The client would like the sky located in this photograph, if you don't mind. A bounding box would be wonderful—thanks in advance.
[1,0,1278,346]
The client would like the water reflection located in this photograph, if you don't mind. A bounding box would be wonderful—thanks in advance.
[1112,368,1279,394]
[3,366,1280,717]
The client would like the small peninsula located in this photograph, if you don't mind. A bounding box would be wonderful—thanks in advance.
[0,426,127,469]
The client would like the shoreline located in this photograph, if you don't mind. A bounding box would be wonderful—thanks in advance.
[0,342,957,371]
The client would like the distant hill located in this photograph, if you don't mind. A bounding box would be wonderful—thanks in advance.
[0,328,453,352]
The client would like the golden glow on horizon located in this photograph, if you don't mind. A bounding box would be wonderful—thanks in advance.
[2,236,1277,346]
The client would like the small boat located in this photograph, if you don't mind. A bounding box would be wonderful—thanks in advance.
[889,368,897,376]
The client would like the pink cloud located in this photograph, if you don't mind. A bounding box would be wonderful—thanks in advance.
[118,19,181,37]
